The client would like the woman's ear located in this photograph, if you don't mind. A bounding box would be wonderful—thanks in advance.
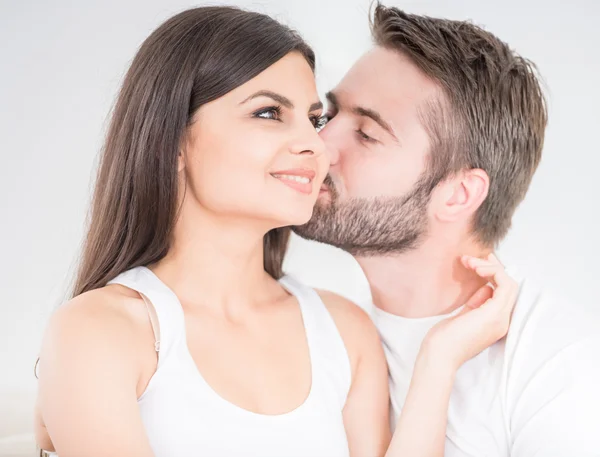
[178,150,186,173]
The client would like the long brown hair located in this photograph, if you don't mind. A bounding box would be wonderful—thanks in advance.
[72,6,315,297]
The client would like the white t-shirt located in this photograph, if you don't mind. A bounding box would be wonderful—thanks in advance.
[372,271,600,456]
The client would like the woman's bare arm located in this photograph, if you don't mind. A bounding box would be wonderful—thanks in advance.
[385,254,518,456]
[319,291,391,457]
[37,290,155,457]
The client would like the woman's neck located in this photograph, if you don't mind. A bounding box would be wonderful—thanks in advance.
[151,203,281,318]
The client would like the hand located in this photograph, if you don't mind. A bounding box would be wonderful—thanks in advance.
[421,253,519,371]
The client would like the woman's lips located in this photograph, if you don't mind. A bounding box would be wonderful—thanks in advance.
[270,169,316,195]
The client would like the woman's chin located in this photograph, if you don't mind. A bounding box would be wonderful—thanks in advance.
[268,206,315,229]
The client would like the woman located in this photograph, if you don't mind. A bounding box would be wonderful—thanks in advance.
[35,5,517,457]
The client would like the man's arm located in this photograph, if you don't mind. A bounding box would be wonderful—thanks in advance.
[509,334,600,455]
[506,288,600,456]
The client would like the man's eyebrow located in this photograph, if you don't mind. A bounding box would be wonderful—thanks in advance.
[326,91,399,142]
[353,106,398,141]
[241,90,323,113]
[325,91,339,110]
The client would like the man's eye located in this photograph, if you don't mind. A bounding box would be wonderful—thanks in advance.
[356,129,374,142]
[254,106,282,121]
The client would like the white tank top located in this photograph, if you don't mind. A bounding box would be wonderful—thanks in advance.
[107,266,352,457]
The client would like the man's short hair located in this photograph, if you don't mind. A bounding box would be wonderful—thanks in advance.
[372,4,548,246]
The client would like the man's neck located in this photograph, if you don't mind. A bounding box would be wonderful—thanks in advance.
[357,239,491,318]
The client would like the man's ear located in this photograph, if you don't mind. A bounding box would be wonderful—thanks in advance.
[433,168,489,222]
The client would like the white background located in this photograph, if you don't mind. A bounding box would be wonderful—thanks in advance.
[1,0,598,454]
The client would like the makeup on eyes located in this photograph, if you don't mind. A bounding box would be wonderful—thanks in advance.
[252,105,327,130]
[253,105,282,120]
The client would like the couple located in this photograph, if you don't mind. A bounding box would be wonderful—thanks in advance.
[35,4,600,457]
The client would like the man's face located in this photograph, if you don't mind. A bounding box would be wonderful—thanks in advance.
[294,46,442,256]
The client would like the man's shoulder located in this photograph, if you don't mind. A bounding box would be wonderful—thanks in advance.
[504,273,599,385]
[508,273,598,344]
[501,273,600,450]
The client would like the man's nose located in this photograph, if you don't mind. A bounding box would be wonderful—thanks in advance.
[318,124,340,166]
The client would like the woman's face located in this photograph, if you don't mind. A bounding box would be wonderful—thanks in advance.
[180,52,329,228]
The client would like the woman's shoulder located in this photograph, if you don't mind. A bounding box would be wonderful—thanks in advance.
[315,289,374,333]
[315,289,382,370]
[36,285,158,456]
[40,284,151,367]
[280,275,375,338]
[52,284,145,330]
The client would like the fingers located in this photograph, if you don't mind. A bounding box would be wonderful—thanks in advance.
[461,253,508,288]
[461,253,519,324]
[463,284,494,310]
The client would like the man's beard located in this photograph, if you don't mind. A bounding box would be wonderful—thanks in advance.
[293,173,435,256]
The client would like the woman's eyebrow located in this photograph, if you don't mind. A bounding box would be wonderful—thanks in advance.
[240,90,293,108]
[241,90,322,113]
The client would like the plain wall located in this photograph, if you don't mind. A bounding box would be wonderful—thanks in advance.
[1,0,598,453]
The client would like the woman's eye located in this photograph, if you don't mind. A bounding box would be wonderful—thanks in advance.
[311,115,329,131]
[254,107,281,121]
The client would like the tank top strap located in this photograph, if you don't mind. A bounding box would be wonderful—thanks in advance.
[107,266,186,367]
[279,275,352,409]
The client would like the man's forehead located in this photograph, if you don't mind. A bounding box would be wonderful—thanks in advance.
[332,46,440,113]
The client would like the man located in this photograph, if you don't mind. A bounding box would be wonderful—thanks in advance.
[295,4,600,456]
